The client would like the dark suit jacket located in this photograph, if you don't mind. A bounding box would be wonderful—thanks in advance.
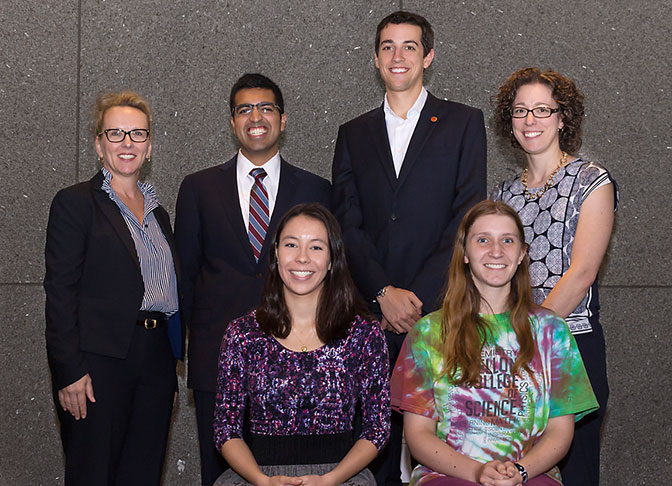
[332,92,487,313]
[174,156,331,392]
[44,170,184,390]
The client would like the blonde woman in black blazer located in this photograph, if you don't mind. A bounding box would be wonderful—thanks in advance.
[44,91,183,485]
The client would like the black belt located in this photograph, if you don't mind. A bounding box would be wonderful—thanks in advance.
[248,432,354,465]
[136,311,167,329]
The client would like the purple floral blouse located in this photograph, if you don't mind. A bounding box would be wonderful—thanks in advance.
[213,311,391,452]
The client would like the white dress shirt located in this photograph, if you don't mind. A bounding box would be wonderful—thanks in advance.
[236,150,281,229]
[383,87,428,177]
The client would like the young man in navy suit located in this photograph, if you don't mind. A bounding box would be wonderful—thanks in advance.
[332,11,487,486]
[175,73,331,486]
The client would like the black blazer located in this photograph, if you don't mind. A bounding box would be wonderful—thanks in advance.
[174,156,331,392]
[332,92,487,313]
[44,170,184,390]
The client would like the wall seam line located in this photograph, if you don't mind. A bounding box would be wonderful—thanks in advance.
[75,0,82,182]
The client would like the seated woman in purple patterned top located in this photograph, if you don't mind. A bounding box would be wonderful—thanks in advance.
[213,203,390,486]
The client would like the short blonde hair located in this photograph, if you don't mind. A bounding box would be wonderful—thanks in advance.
[93,90,152,138]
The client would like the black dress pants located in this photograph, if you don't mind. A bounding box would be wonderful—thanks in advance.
[558,321,609,486]
[368,330,406,486]
[55,325,177,486]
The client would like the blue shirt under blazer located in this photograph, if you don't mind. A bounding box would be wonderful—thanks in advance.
[44,169,185,391]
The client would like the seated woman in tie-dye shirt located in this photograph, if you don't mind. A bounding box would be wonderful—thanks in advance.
[391,201,598,486]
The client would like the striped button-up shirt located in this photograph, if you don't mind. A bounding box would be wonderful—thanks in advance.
[101,168,179,315]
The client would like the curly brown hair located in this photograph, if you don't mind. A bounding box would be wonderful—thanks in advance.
[493,67,585,154]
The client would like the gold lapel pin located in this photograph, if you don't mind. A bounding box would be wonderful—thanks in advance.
[430,116,438,122]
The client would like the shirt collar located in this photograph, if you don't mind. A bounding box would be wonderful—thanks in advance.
[383,86,428,121]
[100,167,159,206]
[236,150,281,181]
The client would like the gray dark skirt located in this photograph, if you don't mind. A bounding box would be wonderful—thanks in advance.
[214,463,376,486]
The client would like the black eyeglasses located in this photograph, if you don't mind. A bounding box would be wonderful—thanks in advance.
[510,107,560,119]
[98,128,150,143]
[231,102,282,117]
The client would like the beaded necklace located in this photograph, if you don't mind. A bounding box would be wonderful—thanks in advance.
[521,151,568,200]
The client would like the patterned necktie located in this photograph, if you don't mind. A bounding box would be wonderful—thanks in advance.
[248,168,270,262]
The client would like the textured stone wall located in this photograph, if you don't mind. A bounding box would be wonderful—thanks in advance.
[1,0,669,484]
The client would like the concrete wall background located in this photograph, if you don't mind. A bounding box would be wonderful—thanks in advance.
[1,0,670,484]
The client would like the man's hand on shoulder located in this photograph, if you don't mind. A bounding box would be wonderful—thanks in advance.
[377,286,422,334]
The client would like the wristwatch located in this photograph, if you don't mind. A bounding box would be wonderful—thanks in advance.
[513,463,528,483]
[375,286,388,302]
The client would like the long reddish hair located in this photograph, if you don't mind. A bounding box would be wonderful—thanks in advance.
[440,201,535,386]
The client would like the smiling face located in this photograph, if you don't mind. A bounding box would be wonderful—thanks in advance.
[374,23,434,95]
[464,213,526,302]
[95,106,151,180]
[276,215,331,303]
[230,87,286,166]
[512,82,564,159]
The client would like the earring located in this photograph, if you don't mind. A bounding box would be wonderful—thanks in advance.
[146,156,151,164]
[97,155,103,163]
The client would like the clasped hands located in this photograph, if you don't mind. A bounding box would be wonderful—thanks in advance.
[478,460,524,486]
[262,474,335,486]
[378,286,423,334]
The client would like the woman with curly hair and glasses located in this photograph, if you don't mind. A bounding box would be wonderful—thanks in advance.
[490,68,618,486]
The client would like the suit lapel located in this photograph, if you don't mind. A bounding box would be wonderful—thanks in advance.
[367,107,398,189]
[217,157,258,265]
[154,208,173,248]
[154,206,182,283]
[397,93,441,188]
[90,172,141,270]
[260,158,295,264]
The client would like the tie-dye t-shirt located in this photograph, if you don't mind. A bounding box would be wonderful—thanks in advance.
[391,308,598,486]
